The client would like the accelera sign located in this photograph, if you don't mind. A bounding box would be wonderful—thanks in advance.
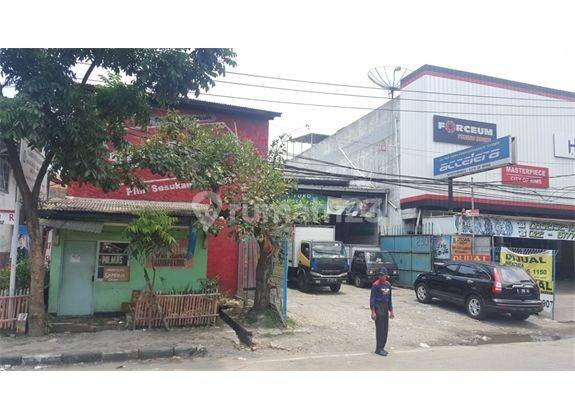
[433,136,514,178]
[433,115,497,145]
[501,164,549,188]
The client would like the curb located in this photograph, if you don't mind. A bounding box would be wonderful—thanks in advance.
[0,345,205,368]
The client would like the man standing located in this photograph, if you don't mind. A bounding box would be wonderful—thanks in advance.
[370,267,394,356]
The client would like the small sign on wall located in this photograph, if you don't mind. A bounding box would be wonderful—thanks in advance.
[102,266,130,282]
[70,254,81,263]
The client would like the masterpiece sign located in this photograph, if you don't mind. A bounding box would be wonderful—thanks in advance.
[499,247,554,317]
[501,164,549,188]
[433,136,515,179]
[433,115,497,145]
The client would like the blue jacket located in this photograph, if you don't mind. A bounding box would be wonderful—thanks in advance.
[370,279,393,311]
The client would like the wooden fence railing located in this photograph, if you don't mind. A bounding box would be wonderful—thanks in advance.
[133,293,220,329]
[0,289,31,331]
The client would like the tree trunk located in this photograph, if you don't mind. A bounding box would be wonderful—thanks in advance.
[253,239,273,313]
[25,215,46,336]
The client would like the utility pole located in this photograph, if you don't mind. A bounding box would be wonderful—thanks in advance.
[471,176,475,255]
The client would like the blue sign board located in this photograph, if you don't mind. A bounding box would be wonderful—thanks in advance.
[433,136,514,179]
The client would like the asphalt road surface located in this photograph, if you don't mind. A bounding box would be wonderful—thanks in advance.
[55,337,575,371]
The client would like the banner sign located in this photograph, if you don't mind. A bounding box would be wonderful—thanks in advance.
[427,215,575,241]
[433,115,497,145]
[452,254,491,262]
[553,134,575,160]
[502,164,549,188]
[433,136,514,179]
[326,197,381,218]
[499,247,554,317]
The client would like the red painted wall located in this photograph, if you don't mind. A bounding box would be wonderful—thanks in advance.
[67,106,273,295]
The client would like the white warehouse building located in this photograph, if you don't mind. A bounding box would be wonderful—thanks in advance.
[289,65,575,295]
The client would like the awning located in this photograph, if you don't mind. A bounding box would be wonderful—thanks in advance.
[40,219,104,233]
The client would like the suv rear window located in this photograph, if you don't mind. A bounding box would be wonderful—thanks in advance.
[496,265,533,283]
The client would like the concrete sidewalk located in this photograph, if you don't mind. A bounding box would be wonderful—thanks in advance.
[0,323,240,367]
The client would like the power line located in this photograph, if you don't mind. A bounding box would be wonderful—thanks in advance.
[217,79,575,110]
[226,71,575,103]
[199,93,575,117]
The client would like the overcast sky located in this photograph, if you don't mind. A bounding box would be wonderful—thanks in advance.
[4,0,574,145]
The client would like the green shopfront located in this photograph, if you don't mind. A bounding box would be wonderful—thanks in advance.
[42,198,208,316]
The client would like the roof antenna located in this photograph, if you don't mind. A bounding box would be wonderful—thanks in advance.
[367,66,412,98]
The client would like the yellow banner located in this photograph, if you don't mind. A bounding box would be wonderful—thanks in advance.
[499,247,554,294]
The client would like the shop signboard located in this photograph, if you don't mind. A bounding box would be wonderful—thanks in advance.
[452,254,491,262]
[427,215,575,241]
[433,136,515,179]
[553,134,575,160]
[326,197,381,218]
[451,235,472,255]
[433,115,497,145]
[502,164,549,188]
[0,210,15,225]
[499,247,555,317]
[291,192,328,212]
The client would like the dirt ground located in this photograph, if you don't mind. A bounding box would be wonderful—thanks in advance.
[263,283,575,354]
[2,282,574,364]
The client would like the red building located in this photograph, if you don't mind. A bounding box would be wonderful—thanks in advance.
[67,99,281,295]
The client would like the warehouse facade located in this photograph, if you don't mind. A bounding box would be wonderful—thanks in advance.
[289,65,575,315]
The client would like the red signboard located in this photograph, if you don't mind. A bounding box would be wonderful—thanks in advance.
[501,164,549,188]
[452,254,491,262]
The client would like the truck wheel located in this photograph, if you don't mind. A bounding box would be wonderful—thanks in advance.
[330,283,341,293]
[298,271,310,293]
[353,274,363,288]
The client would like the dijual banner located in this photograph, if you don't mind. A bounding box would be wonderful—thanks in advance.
[499,247,555,317]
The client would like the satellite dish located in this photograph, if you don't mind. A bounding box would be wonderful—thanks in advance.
[367,66,412,98]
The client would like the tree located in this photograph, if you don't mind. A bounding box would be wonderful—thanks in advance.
[124,209,176,329]
[0,48,236,335]
[130,115,323,314]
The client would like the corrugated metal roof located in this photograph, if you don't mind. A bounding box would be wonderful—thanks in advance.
[171,98,282,120]
[40,197,208,217]
[401,65,575,101]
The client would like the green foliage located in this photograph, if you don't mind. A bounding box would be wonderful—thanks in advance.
[164,277,220,295]
[0,48,236,194]
[0,257,34,290]
[124,210,177,268]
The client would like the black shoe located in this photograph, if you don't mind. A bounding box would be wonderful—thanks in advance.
[375,349,388,356]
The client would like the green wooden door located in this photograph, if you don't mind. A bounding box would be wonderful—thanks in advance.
[59,241,97,316]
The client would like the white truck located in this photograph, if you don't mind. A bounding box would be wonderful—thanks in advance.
[288,226,348,293]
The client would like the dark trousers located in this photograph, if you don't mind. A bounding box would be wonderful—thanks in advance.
[374,302,389,351]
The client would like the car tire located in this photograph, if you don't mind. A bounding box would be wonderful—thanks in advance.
[415,282,432,303]
[510,313,531,321]
[466,295,486,320]
[353,274,363,288]
[298,271,310,293]
[330,283,341,293]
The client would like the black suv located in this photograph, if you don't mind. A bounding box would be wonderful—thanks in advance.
[414,261,543,320]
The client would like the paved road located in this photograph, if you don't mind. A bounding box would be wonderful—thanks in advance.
[55,337,575,371]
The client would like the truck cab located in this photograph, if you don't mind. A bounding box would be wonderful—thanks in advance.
[296,240,349,293]
[348,248,399,288]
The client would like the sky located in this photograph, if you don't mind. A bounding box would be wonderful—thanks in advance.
[3,0,574,145]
